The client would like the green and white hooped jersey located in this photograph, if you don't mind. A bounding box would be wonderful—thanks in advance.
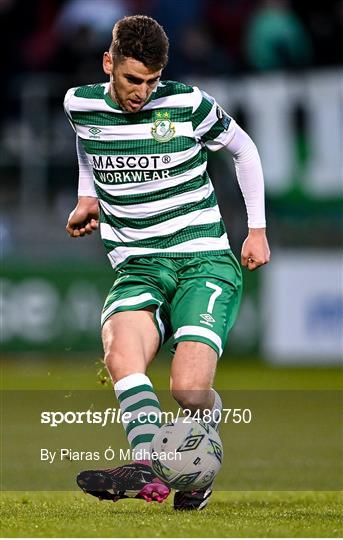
[64,80,236,270]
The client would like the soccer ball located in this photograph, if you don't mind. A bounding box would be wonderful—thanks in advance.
[150,418,223,490]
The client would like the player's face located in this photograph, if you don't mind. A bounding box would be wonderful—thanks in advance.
[103,53,162,113]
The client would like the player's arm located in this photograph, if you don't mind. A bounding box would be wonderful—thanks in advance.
[66,137,99,238]
[224,124,270,271]
[192,88,270,271]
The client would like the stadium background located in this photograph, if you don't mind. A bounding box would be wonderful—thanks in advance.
[1,0,342,363]
[1,1,342,537]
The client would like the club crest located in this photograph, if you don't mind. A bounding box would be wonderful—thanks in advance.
[151,111,176,142]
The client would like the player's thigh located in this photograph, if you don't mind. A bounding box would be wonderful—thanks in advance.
[101,265,172,381]
[171,254,243,359]
[102,308,159,382]
[101,258,175,347]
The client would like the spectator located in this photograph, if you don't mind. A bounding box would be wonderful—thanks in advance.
[244,0,313,71]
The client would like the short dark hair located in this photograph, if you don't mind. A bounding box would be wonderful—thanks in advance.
[110,15,169,70]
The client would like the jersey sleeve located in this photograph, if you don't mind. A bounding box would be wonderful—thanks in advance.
[192,88,236,151]
[225,124,266,228]
[64,87,97,197]
[63,87,77,132]
[76,136,97,197]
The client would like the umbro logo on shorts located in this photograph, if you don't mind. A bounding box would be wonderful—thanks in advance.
[199,313,216,327]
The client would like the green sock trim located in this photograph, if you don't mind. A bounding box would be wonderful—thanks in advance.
[118,384,154,403]
[124,398,161,413]
[131,433,154,448]
[125,417,161,436]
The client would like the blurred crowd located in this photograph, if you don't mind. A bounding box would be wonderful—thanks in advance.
[1,0,342,88]
[1,1,341,357]
[0,0,341,265]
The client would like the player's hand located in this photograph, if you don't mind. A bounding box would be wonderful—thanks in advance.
[241,228,270,271]
[66,196,99,238]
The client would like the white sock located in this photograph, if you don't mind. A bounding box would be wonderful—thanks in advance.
[114,373,161,457]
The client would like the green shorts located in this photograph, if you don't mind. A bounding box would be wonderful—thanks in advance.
[101,253,242,357]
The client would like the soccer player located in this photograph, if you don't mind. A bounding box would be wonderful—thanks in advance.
[64,15,270,510]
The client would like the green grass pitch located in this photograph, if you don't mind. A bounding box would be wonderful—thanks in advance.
[1,355,342,537]
[1,491,342,538]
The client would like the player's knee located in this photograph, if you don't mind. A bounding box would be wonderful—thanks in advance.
[104,347,148,383]
[171,386,210,412]
[103,350,129,383]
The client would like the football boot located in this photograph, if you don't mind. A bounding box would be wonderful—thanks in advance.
[77,462,170,503]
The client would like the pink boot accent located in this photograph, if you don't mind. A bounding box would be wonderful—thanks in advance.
[138,482,171,503]
[135,459,151,466]
[134,460,170,503]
